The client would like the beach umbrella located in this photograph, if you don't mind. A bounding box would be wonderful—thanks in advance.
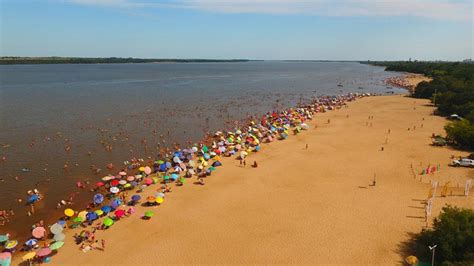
[139,166,145,172]
[110,180,120,186]
[127,207,136,215]
[101,176,112,181]
[110,186,120,194]
[64,208,74,217]
[157,192,165,198]
[212,161,222,167]
[49,241,64,251]
[131,195,141,202]
[144,211,154,218]
[22,252,36,261]
[103,217,114,227]
[95,209,104,216]
[119,180,127,185]
[170,173,179,181]
[4,240,18,249]
[163,175,170,182]
[127,176,135,182]
[119,171,127,176]
[0,252,11,265]
[25,238,37,247]
[93,193,104,204]
[405,256,419,265]
[53,233,65,242]
[32,227,46,239]
[101,205,112,214]
[110,198,122,209]
[146,196,156,203]
[78,211,88,220]
[57,220,66,226]
[96,181,105,187]
[114,209,126,218]
[0,235,9,242]
[209,166,216,171]
[131,181,138,188]
[155,197,164,204]
[36,247,52,257]
[72,217,84,223]
[144,178,153,185]
[86,211,99,221]
[50,223,63,235]
[123,183,131,189]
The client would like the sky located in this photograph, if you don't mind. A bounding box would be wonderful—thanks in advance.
[0,0,472,60]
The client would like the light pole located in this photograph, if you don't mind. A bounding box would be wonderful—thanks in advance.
[429,245,437,266]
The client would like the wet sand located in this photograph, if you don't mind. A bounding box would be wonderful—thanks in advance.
[30,94,473,265]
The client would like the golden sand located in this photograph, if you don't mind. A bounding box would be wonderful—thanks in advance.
[26,93,471,266]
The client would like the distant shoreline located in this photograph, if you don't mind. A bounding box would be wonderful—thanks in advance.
[0,57,255,65]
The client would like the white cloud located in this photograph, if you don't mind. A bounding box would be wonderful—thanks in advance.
[63,0,473,21]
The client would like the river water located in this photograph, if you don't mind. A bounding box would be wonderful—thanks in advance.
[0,61,404,240]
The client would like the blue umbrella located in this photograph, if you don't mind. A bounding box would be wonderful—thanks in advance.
[170,173,179,181]
[93,193,104,205]
[25,238,38,247]
[165,162,172,169]
[101,205,112,214]
[131,195,141,202]
[159,163,167,172]
[0,235,8,242]
[110,198,122,209]
[212,161,222,167]
[86,212,98,221]
[28,194,39,204]
[130,181,138,187]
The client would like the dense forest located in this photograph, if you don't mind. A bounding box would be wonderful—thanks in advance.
[0,57,251,65]
[369,61,474,150]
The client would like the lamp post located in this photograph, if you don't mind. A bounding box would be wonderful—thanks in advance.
[429,245,437,266]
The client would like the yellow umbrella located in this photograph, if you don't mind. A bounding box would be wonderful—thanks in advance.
[95,210,104,216]
[64,208,74,217]
[139,166,145,172]
[405,255,418,265]
[22,252,36,261]
[78,211,88,220]
[156,197,164,204]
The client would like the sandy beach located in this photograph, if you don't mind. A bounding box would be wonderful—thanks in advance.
[20,93,469,265]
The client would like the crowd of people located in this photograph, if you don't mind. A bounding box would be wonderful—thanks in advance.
[0,93,370,265]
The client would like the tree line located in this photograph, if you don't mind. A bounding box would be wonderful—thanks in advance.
[0,57,251,65]
[369,61,474,150]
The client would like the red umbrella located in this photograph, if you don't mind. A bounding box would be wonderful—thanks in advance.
[96,181,105,187]
[114,209,126,218]
[36,247,52,257]
[110,180,119,186]
[144,178,153,185]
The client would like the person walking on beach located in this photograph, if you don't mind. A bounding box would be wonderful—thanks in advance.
[101,239,105,251]
[243,160,246,167]
[305,144,308,150]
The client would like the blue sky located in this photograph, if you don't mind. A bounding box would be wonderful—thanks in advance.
[1,0,472,60]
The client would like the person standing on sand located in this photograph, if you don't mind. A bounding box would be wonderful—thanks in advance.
[243,160,246,167]
[305,144,308,150]
[101,239,105,251]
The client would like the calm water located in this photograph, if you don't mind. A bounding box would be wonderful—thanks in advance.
[0,61,404,239]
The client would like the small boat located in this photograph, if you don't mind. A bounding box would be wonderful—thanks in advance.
[21,168,30,172]
[337,84,343,87]
[358,87,364,90]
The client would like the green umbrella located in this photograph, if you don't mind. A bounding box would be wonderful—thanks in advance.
[144,211,154,218]
[157,160,164,164]
[73,217,84,223]
[49,241,64,250]
[209,166,216,171]
[103,217,114,227]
